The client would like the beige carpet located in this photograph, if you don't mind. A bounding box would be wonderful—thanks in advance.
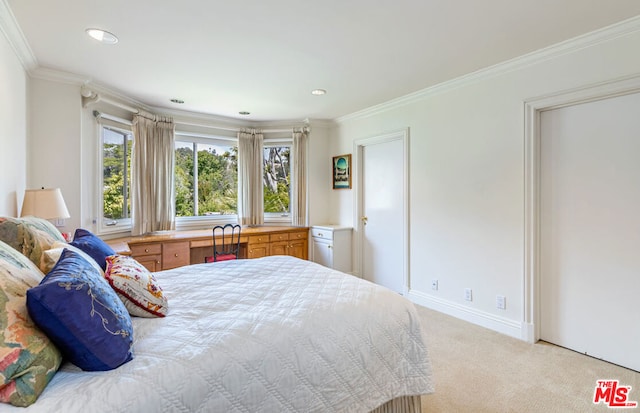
[416,306,640,412]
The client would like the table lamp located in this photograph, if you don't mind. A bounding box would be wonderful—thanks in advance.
[20,187,70,222]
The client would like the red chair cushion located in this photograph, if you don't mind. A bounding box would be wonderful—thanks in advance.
[204,254,237,263]
[215,254,237,262]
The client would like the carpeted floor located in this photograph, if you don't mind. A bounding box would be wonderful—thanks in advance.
[416,306,640,412]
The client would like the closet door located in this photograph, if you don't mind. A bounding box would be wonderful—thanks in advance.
[539,92,640,371]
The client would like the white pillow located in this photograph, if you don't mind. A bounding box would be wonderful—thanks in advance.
[43,241,104,276]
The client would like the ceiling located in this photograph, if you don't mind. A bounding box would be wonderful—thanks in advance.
[6,0,640,122]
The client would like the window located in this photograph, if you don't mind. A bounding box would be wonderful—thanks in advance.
[98,123,293,234]
[263,144,291,218]
[101,125,133,231]
[174,137,238,219]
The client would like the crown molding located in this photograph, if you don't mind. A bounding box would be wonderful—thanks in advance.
[82,79,320,132]
[29,66,89,85]
[336,14,640,124]
[0,0,37,70]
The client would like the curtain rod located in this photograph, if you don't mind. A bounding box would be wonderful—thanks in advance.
[93,110,132,126]
[84,89,310,134]
[93,111,309,134]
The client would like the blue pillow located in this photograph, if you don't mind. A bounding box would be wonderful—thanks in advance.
[69,228,115,271]
[26,249,133,371]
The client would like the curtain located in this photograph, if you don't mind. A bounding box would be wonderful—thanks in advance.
[291,129,308,226]
[237,130,264,226]
[131,111,175,235]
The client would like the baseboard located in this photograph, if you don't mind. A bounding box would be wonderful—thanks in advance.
[407,289,523,340]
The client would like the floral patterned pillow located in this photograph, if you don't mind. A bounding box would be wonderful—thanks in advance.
[105,255,168,317]
[0,240,62,407]
[0,216,66,274]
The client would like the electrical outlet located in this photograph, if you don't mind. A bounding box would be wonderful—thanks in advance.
[431,280,438,291]
[464,288,472,301]
[496,295,506,310]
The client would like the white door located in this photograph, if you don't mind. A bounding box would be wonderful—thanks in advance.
[539,92,640,371]
[358,132,406,293]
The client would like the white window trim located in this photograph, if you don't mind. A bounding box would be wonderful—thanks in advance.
[263,138,293,224]
[174,132,238,224]
[97,121,134,236]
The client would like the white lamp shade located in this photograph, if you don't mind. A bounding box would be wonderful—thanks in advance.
[21,188,70,220]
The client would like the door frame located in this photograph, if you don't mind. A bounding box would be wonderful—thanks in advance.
[523,74,640,343]
[353,128,410,294]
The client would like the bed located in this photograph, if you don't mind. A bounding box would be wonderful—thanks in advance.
[0,218,433,412]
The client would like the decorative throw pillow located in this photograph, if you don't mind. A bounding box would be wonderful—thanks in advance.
[69,228,115,271]
[27,249,134,371]
[0,240,62,407]
[0,216,66,273]
[43,241,104,276]
[105,255,168,317]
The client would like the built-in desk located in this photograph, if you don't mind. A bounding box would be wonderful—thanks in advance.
[106,226,309,272]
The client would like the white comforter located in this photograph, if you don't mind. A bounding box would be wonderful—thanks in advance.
[8,256,433,413]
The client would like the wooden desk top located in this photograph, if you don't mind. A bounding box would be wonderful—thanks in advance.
[106,225,308,255]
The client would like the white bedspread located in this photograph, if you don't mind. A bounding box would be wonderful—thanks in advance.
[6,256,432,413]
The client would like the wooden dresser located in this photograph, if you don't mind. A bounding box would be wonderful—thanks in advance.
[107,226,308,272]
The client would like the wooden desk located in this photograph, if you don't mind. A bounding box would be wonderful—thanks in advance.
[106,226,309,272]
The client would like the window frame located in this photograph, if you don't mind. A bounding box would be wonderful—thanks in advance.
[173,132,239,230]
[98,123,133,235]
[263,139,293,223]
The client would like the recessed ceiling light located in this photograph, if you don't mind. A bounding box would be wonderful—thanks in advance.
[86,28,119,44]
[170,98,185,104]
[311,89,327,95]
[239,111,251,115]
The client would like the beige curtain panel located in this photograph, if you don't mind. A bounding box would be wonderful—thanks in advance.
[131,112,176,235]
[291,130,308,226]
[237,130,264,226]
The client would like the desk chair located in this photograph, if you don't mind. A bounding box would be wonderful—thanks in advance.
[205,224,241,262]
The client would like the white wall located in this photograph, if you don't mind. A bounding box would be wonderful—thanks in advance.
[0,28,27,216]
[330,21,640,338]
[28,78,83,232]
[307,121,332,226]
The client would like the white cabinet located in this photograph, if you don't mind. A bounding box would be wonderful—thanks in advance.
[310,225,352,273]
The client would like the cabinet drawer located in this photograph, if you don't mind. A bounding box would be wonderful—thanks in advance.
[249,235,269,244]
[191,238,212,248]
[270,233,289,242]
[162,242,190,270]
[290,230,307,240]
[130,243,162,256]
[311,228,333,240]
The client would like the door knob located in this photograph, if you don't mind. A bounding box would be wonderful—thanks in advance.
[361,216,368,225]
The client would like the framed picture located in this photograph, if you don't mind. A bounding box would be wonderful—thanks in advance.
[332,154,352,189]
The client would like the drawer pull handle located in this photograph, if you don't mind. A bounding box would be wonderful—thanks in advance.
[144,248,149,253]
[174,253,179,257]
[318,233,323,237]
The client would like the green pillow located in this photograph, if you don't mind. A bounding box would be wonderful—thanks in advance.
[0,216,66,273]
